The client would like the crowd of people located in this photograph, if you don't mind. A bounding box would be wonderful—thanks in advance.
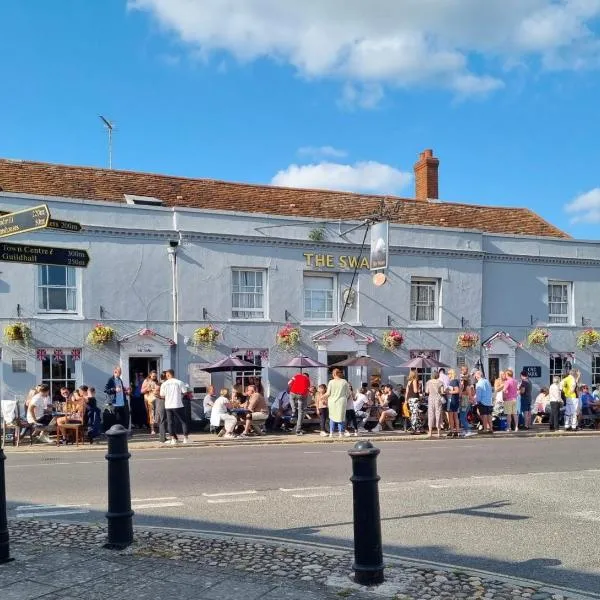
[7,363,600,445]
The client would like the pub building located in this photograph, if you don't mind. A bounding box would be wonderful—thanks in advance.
[1,149,600,404]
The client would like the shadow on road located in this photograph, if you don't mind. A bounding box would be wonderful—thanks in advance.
[4,499,598,597]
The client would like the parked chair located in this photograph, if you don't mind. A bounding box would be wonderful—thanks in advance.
[1,399,33,446]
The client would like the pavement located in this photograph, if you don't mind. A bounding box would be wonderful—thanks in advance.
[3,434,600,597]
[3,520,598,600]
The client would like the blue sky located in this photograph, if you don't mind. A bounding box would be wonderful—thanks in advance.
[2,0,600,238]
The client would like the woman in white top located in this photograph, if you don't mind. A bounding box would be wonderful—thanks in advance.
[209,388,238,438]
[548,376,562,432]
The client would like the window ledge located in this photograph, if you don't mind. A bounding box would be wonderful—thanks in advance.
[301,321,337,326]
[34,313,84,321]
[545,323,575,328]
[228,318,272,323]
[405,323,442,329]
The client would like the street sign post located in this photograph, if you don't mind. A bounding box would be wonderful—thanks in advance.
[0,242,89,267]
[0,205,50,239]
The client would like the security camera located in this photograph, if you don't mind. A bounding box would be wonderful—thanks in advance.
[169,240,179,248]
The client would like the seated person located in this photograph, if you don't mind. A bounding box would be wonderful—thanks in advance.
[372,384,401,432]
[534,387,549,423]
[27,384,53,443]
[85,397,102,441]
[353,385,371,432]
[209,389,238,438]
[579,385,595,416]
[203,385,216,421]
[240,385,269,436]
[270,389,293,431]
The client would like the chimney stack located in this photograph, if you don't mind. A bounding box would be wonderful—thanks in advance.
[414,149,439,201]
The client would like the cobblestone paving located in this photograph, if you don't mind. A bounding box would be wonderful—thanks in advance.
[5,520,592,600]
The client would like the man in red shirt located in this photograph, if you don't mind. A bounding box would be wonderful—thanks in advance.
[289,371,311,436]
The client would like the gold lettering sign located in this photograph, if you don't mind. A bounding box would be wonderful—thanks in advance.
[303,253,370,269]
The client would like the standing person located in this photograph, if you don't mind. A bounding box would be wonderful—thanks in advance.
[503,369,518,432]
[426,370,445,439]
[154,372,168,442]
[104,366,130,431]
[203,385,216,423]
[323,368,350,438]
[289,370,311,436]
[475,371,494,434]
[519,371,533,430]
[345,384,358,437]
[315,384,329,436]
[141,371,160,435]
[460,376,476,437]
[561,369,580,431]
[446,369,461,438]
[159,369,189,445]
[240,384,269,436]
[354,385,370,434]
[405,371,423,434]
[130,372,147,429]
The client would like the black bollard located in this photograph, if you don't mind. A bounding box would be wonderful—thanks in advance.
[0,446,13,564]
[348,440,384,585]
[105,424,134,549]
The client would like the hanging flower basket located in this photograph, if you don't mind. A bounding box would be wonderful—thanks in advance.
[456,332,480,351]
[86,323,115,347]
[577,328,600,350]
[192,325,220,346]
[276,324,301,350]
[382,329,404,351]
[527,327,550,348]
[3,322,31,344]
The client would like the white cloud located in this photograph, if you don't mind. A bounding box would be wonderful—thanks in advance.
[298,146,348,159]
[338,82,385,109]
[128,0,600,101]
[271,161,412,195]
[565,188,600,223]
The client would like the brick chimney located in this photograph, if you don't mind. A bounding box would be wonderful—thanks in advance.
[413,149,439,201]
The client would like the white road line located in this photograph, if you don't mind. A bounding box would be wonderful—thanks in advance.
[16,503,90,511]
[131,502,184,510]
[132,497,178,502]
[206,496,266,504]
[202,490,257,497]
[303,451,322,454]
[280,486,333,492]
[14,509,90,518]
[291,492,346,498]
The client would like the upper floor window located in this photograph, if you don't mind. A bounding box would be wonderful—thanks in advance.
[37,266,77,312]
[304,274,335,321]
[410,278,439,323]
[548,281,571,324]
[232,269,266,319]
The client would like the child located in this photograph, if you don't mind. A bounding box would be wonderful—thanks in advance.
[315,384,328,437]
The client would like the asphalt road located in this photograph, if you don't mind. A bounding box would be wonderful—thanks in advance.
[5,436,600,595]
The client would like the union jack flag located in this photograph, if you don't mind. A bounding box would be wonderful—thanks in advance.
[71,348,81,361]
[36,348,47,361]
[53,348,64,361]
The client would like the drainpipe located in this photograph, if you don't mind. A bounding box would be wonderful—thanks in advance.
[167,240,179,373]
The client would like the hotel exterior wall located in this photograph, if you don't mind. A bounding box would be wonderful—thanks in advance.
[2,191,600,401]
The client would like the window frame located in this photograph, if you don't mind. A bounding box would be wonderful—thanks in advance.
[36,351,81,403]
[547,280,572,325]
[36,265,80,315]
[410,277,440,324]
[303,272,337,322]
[230,268,268,320]
[592,355,600,387]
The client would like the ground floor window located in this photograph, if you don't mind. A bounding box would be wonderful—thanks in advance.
[233,349,268,394]
[38,348,79,403]
[592,355,600,386]
[549,353,574,384]
[409,349,438,390]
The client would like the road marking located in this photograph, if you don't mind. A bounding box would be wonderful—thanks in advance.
[280,486,333,492]
[202,490,257,497]
[303,451,322,454]
[132,497,178,502]
[206,496,266,504]
[132,502,184,510]
[291,492,346,498]
[16,503,91,511]
[14,509,91,518]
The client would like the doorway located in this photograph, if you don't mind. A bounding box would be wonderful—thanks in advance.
[327,353,348,380]
[488,357,502,383]
[128,357,160,389]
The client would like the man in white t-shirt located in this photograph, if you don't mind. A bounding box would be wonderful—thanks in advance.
[203,385,216,420]
[354,385,371,433]
[27,384,53,443]
[159,369,189,445]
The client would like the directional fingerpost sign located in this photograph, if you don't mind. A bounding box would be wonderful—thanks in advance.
[46,219,82,233]
[0,242,90,267]
[0,204,50,239]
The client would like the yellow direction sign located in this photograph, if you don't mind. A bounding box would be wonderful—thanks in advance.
[0,205,50,239]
